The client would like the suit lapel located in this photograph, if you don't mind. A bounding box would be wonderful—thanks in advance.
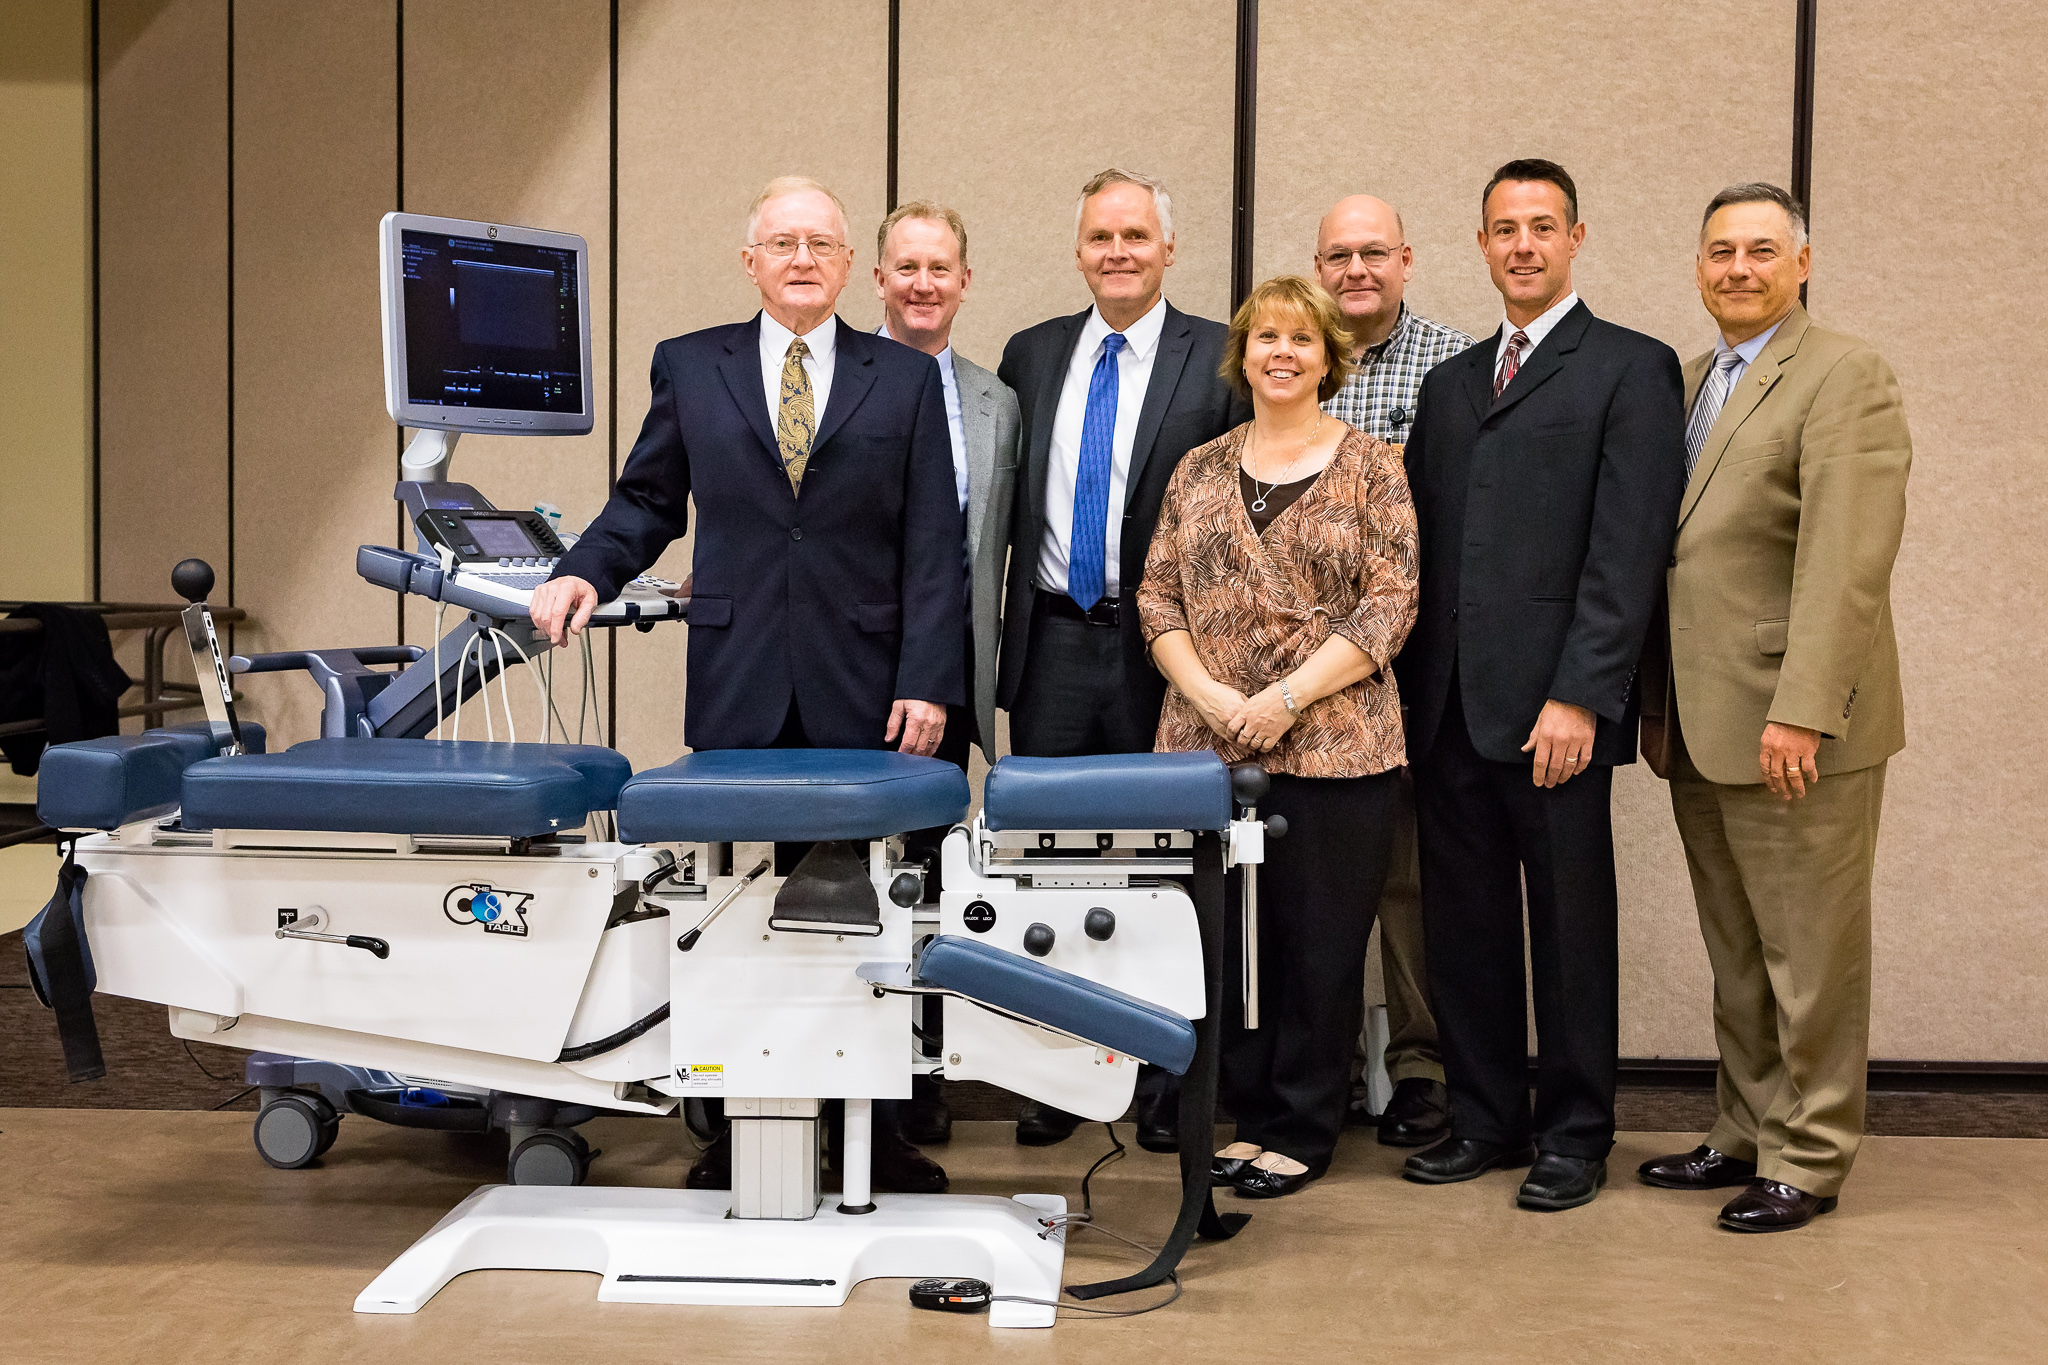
[718,314,778,463]
[1124,303,1194,510]
[810,318,875,456]
[1465,326,1505,421]
[1023,310,1089,560]
[955,354,997,554]
[1677,308,1810,527]
[1485,300,1589,420]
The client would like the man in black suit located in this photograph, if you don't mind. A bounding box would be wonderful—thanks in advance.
[1395,160,1685,1211]
[995,167,1250,1150]
[531,175,964,1194]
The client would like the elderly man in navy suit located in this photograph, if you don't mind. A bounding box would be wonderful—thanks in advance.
[531,174,965,1195]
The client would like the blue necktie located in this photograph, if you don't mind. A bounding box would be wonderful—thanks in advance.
[1067,332,1126,612]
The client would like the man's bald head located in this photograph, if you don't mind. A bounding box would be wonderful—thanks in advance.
[1313,195,1415,350]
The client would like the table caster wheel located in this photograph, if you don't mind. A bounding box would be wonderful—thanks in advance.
[254,1094,328,1170]
[309,1094,342,1157]
[509,1129,588,1186]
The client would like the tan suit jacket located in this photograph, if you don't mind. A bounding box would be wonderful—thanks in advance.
[1643,307,1911,785]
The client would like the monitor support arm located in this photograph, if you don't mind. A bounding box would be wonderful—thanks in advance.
[400,428,460,484]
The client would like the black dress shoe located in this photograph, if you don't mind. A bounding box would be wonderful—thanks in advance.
[1015,1100,1082,1147]
[902,1076,952,1146]
[1377,1078,1451,1148]
[1136,1087,1179,1154]
[1516,1152,1607,1211]
[1638,1144,1757,1191]
[1402,1137,1536,1185]
[869,1129,949,1194]
[1232,1163,1320,1199]
[1718,1178,1837,1232]
[685,1129,731,1190]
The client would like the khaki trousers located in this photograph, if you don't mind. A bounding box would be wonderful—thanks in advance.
[1375,770,1443,1084]
[1668,717,1885,1198]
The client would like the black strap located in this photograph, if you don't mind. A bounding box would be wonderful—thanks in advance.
[30,845,105,1082]
[1065,830,1245,1301]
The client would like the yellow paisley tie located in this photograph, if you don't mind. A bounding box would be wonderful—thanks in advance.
[777,337,815,494]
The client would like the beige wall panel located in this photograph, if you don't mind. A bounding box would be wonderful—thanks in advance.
[399,0,613,747]
[97,0,229,607]
[1811,3,2048,1060]
[611,1,888,767]
[1254,0,1794,1058]
[231,2,396,746]
[896,0,1237,373]
[1,0,94,603]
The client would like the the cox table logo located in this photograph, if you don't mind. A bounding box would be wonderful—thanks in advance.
[443,883,534,937]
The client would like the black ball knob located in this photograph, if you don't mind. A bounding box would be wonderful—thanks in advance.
[888,871,924,908]
[1022,922,1055,957]
[1264,814,1288,841]
[171,558,215,604]
[1229,762,1270,808]
[1084,908,1116,941]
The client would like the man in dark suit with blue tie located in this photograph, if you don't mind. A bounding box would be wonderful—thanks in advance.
[531,175,964,1195]
[1394,160,1686,1211]
[995,168,1250,1149]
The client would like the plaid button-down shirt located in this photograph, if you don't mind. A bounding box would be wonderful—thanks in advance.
[1323,305,1476,444]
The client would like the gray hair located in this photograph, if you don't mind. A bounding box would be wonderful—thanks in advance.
[745,175,850,245]
[1700,182,1808,247]
[1074,167,1174,239]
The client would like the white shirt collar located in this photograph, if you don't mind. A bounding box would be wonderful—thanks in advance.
[760,309,837,363]
[878,321,953,374]
[1081,295,1169,361]
[1500,289,1578,354]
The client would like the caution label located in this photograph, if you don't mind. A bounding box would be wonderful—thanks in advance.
[679,1063,724,1093]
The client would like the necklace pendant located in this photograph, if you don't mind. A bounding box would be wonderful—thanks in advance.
[1249,496,1268,512]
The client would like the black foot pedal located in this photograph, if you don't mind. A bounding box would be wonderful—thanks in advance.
[768,840,884,936]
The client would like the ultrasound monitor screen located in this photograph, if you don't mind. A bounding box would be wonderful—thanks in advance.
[461,517,542,558]
[400,231,584,414]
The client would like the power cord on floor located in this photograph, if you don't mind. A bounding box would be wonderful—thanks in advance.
[182,1038,241,1084]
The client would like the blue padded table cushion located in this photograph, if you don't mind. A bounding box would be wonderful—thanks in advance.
[618,748,970,844]
[181,738,597,838]
[38,722,268,831]
[982,751,1232,833]
[917,934,1198,1075]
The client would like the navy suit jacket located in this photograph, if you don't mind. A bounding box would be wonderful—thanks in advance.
[1396,301,1687,767]
[554,314,966,752]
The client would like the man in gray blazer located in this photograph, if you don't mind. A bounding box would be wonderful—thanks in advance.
[874,199,1020,1144]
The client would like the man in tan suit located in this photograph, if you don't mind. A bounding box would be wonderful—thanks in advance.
[1637,183,1911,1232]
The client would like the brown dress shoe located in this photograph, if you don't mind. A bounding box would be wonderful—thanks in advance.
[1718,1178,1838,1232]
[1638,1144,1758,1190]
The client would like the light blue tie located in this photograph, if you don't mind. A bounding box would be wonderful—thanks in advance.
[1067,332,1126,612]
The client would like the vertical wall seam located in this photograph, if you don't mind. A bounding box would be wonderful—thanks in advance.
[1229,0,1258,312]
[225,0,236,621]
[394,0,407,646]
[886,0,899,212]
[90,0,102,601]
[607,0,619,745]
[1793,0,1816,304]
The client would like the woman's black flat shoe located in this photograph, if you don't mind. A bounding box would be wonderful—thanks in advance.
[1211,1156,1253,1184]
[1232,1165,1320,1199]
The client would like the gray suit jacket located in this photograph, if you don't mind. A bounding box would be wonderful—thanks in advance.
[952,350,1021,760]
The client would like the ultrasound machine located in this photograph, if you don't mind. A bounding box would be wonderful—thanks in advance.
[25,211,1271,1327]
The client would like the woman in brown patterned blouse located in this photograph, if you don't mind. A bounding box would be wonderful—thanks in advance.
[1138,275,1419,1198]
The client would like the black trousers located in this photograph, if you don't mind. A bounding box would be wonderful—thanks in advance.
[1007,594,1159,758]
[1006,592,1175,1112]
[1411,682,1619,1160]
[1221,770,1399,1173]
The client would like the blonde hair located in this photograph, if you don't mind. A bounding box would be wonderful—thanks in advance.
[1074,167,1174,238]
[876,200,969,265]
[1220,276,1355,403]
[744,176,850,244]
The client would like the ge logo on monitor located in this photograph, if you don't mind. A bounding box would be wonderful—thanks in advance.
[443,883,534,938]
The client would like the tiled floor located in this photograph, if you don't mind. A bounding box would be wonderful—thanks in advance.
[3,1108,2044,1363]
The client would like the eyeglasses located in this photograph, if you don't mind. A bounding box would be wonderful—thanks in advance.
[748,236,849,260]
[1318,246,1397,270]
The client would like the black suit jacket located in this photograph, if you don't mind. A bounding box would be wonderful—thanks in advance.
[1396,300,1686,767]
[554,315,965,752]
[994,302,1251,723]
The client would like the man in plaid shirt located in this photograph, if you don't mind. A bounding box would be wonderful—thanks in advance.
[1314,194,1474,1148]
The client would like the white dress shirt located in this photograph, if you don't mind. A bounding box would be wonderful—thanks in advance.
[758,310,837,434]
[1494,289,1580,372]
[1036,296,1168,597]
[878,323,969,514]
